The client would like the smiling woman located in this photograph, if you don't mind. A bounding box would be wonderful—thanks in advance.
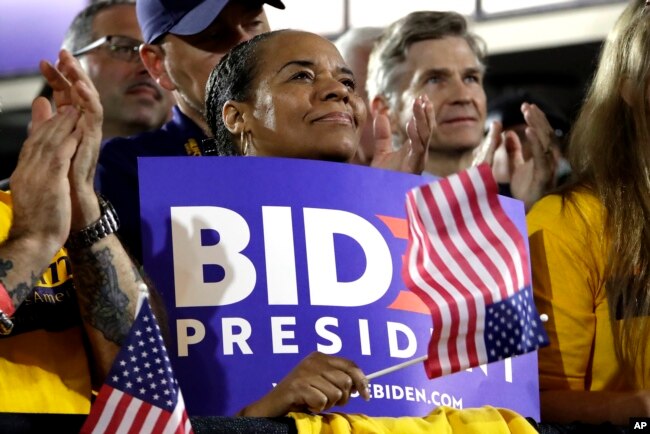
[200,29,435,419]
[198,30,544,431]
[206,29,365,162]
[204,29,433,172]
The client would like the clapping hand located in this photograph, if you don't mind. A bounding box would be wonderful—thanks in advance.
[470,103,556,211]
[370,95,433,174]
[40,50,104,231]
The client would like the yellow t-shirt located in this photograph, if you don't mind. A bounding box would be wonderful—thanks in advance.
[0,190,91,413]
[527,191,648,391]
[289,406,537,434]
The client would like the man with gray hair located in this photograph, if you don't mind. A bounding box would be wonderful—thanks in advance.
[367,11,556,209]
[62,0,173,141]
[367,11,488,177]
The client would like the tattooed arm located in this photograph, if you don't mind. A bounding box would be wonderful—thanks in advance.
[65,241,145,387]
[43,51,166,387]
[1,98,83,313]
[0,243,57,314]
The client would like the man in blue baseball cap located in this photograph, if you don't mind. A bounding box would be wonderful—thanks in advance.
[95,0,284,262]
[138,0,284,132]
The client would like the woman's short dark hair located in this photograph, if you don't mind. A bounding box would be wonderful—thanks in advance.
[204,30,287,156]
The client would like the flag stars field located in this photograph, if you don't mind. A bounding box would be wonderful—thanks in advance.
[81,300,193,433]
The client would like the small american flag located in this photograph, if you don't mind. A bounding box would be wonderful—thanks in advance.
[80,295,193,434]
[403,163,548,379]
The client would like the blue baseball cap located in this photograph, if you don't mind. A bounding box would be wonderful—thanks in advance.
[137,0,285,44]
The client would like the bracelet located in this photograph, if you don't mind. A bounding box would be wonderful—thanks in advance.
[0,310,13,335]
[65,194,120,250]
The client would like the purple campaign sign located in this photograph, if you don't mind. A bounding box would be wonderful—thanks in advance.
[0,0,87,77]
[138,156,541,419]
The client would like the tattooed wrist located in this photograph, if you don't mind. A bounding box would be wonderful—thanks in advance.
[0,259,12,278]
[9,274,38,308]
[0,268,38,309]
[69,247,136,344]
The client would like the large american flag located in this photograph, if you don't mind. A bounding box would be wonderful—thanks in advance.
[403,163,548,379]
[81,295,193,434]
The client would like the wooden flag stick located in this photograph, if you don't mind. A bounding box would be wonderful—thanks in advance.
[366,355,428,380]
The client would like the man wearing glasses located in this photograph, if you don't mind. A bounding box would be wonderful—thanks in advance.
[62,0,174,141]
[95,0,284,262]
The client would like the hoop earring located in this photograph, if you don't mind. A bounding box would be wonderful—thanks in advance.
[240,131,250,156]
[241,131,253,156]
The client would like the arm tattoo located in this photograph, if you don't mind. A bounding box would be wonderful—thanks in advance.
[70,247,139,345]
[0,258,12,278]
[8,273,39,307]
[0,257,38,307]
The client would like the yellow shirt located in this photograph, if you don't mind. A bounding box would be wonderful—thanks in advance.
[289,406,537,434]
[527,191,647,391]
[0,190,91,413]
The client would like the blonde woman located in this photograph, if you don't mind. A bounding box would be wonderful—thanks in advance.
[527,0,650,425]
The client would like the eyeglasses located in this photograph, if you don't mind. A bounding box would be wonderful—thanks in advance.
[72,35,142,63]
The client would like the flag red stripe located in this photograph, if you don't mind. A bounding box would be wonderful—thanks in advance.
[477,165,531,288]
[462,167,515,300]
[184,409,193,434]
[425,178,491,300]
[151,406,173,433]
[462,167,518,298]
[419,184,481,368]
[411,193,461,372]
[402,200,446,377]
[174,394,194,434]
[127,400,152,434]
[104,392,133,433]
[403,196,447,376]
[448,169,506,304]
[80,385,113,432]
[407,192,464,375]
[433,170,521,356]
[175,409,191,434]
[164,401,185,434]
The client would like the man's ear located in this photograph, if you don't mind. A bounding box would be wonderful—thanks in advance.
[370,95,399,134]
[140,44,175,91]
[223,101,247,135]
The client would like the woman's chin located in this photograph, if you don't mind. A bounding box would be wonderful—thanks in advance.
[319,145,358,163]
[272,139,358,163]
